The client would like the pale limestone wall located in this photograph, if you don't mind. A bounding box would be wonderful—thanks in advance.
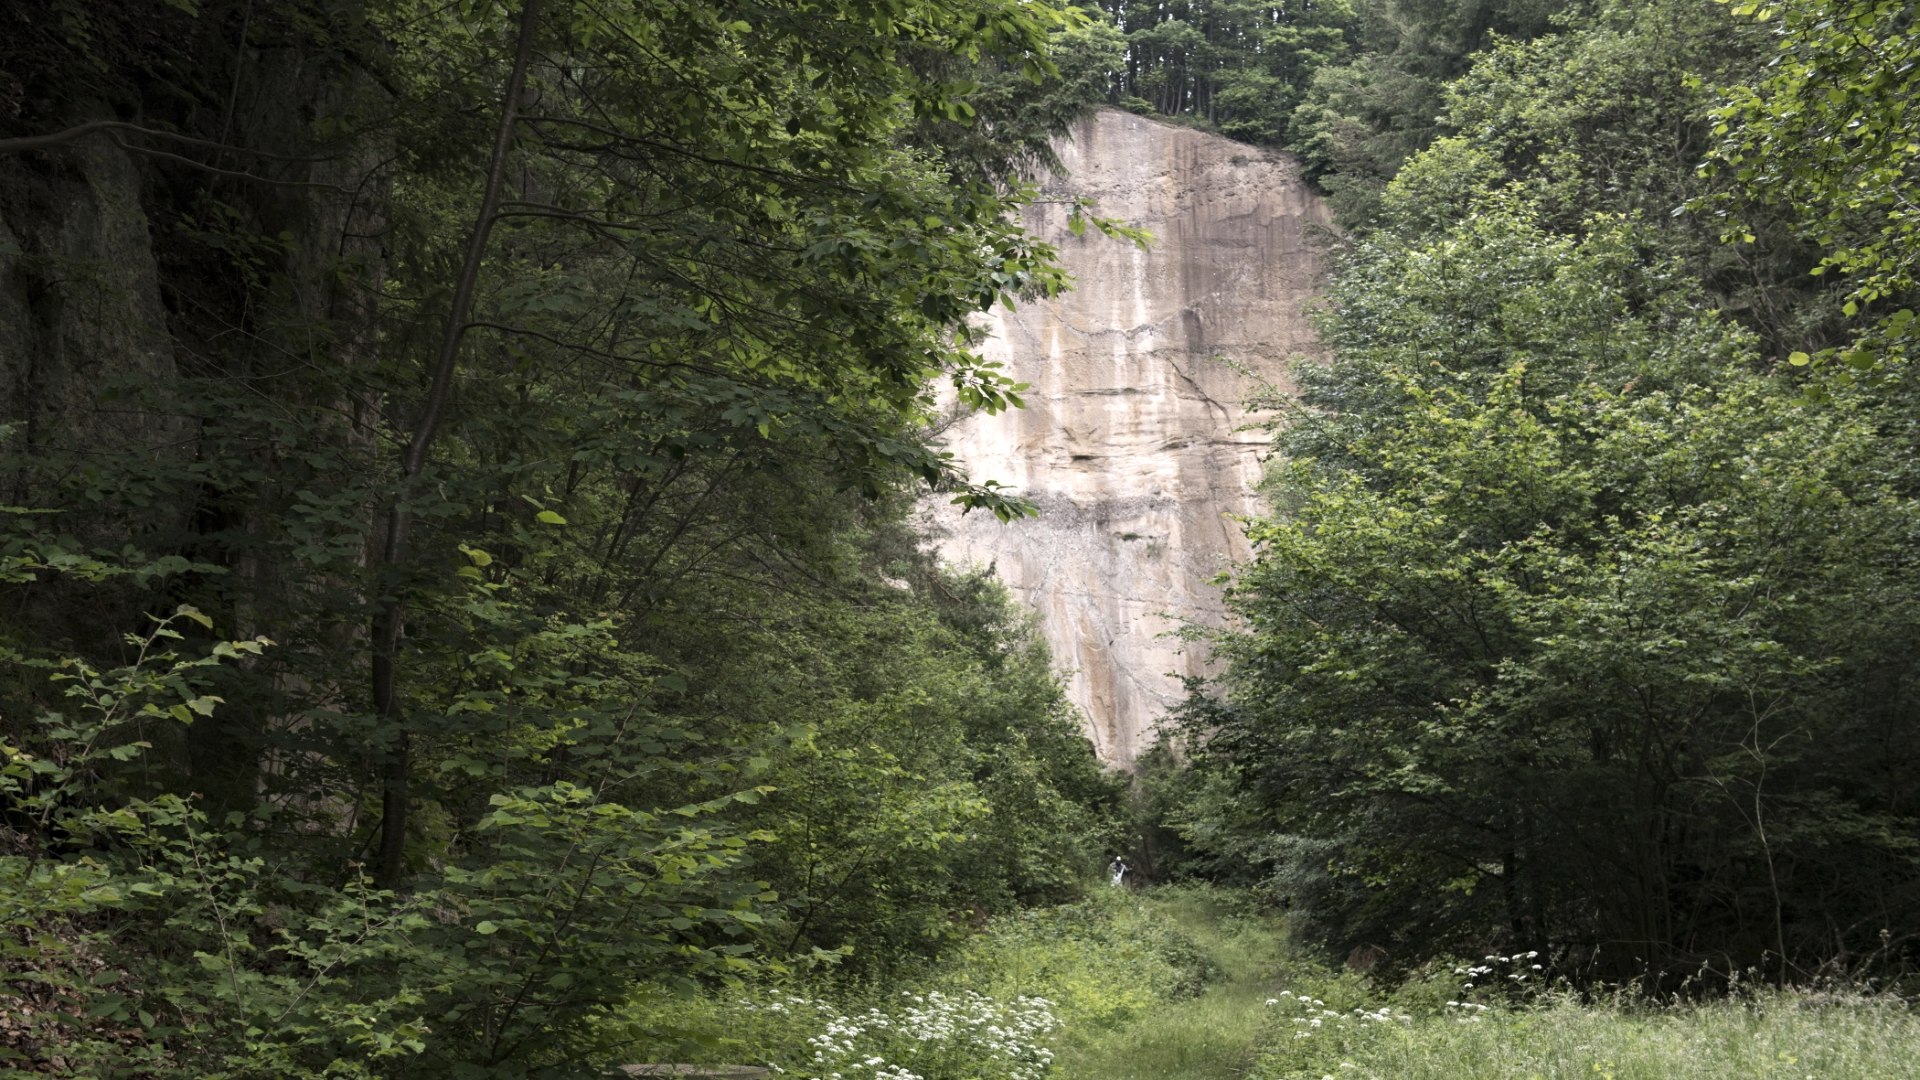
[918,108,1329,767]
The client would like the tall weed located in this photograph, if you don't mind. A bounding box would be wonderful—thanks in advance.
[1253,964,1920,1080]
[945,885,1223,1029]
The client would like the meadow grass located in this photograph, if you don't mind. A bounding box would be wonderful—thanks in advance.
[601,885,1918,1080]
[944,884,1224,1028]
[1019,885,1304,1080]
[1255,990,1920,1080]
[971,886,1920,1080]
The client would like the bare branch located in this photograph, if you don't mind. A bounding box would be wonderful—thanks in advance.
[0,119,329,161]
[110,138,355,192]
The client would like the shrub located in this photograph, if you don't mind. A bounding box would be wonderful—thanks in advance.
[944,889,1222,1029]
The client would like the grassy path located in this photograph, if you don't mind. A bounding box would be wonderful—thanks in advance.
[1034,887,1920,1080]
[635,884,1920,1080]
[1051,889,1293,1080]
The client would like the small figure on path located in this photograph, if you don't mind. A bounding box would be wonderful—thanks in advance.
[1109,855,1129,887]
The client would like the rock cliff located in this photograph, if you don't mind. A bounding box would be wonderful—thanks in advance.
[919,108,1329,767]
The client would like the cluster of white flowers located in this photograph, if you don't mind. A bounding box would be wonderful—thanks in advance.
[1264,989,1411,1040]
[740,993,833,1018]
[804,1004,895,1063]
[1442,999,1492,1023]
[895,989,1058,1073]
[1452,950,1544,986]
[1445,950,1544,1021]
[750,987,1059,1080]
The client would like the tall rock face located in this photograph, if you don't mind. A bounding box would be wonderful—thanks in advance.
[920,108,1329,767]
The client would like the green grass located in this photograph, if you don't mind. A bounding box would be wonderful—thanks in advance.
[1049,932,1281,1080]
[599,886,1919,1080]
[1257,991,1920,1080]
[968,884,1306,1080]
[959,886,1920,1080]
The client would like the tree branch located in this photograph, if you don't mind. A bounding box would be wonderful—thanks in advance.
[0,119,328,160]
[109,137,355,192]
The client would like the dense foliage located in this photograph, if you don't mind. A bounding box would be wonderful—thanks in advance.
[1166,0,1920,988]
[7,0,1919,1070]
[1704,0,1920,372]
[0,1,1125,1074]
[1074,1,1568,222]
[1086,0,1351,144]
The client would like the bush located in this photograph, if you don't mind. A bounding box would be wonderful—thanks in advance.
[0,580,770,1078]
[944,888,1223,1029]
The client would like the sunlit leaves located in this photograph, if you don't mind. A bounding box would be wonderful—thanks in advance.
[1705,0,1920,368]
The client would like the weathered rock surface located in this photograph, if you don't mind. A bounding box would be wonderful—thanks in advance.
[919,108,1328,767]
[0,136,182,477]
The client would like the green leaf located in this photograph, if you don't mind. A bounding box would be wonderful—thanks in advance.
[535,510,568,525]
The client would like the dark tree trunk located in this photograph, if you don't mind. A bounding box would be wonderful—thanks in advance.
[373,0,542,888]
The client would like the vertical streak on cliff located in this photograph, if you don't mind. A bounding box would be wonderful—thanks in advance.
[920,108,1329,767]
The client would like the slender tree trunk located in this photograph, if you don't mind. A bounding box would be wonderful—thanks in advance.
[1501,847,1525,940]
[372,0,542,887]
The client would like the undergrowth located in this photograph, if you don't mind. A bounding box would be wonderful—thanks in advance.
[944,886,1224,1027]
[1252,989,1920,1080]
[603,884,1919,1080]
[1250,954,1920,1080]
[603,883,1232,1079]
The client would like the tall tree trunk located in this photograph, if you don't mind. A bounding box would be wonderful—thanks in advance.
[372,0,542,887]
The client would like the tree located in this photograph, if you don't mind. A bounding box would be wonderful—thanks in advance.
[1287,0,1567,221]
[1202,205,1920,982]
[1168,0,1920,974]
[0,0,1123,1070]
[1705,0,1920,371]
[350,0,1080,884]
[1088,0,1354,144]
